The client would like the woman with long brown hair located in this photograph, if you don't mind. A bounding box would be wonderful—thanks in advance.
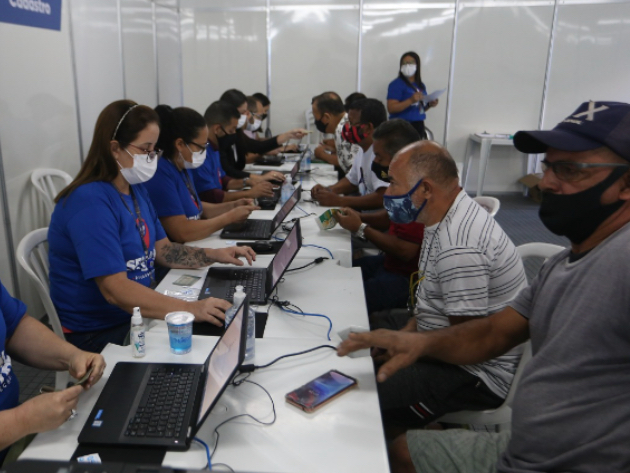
[48,100,256,353]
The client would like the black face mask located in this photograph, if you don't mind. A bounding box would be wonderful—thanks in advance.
[539,166,627,244]
[314,116,328,134]
[218,127,236,149]
[371,161,390,183]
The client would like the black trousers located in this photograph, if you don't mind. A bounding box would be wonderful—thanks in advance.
[408,120,427,140]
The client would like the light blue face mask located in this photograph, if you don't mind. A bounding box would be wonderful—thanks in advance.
[383,178,427,224]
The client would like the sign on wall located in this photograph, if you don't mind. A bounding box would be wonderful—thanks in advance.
[0,0,62,31]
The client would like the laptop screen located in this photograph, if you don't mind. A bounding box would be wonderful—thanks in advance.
[270,220,301,287]
[197,299,246,425]
[289,159,300,181]
[271,186,301,231]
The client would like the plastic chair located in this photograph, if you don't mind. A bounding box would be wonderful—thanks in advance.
[437,241,565,428]
[473,196,501,217]
[31,168,72,215]
[425,126,434,141]
[304,108,321,145]
[16,227,69,391]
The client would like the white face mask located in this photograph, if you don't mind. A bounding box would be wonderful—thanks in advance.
[246,118,262,132]
[237,114,247,128]
[401,64,417,77]
[183,145,206,169]
[119,149,158,185]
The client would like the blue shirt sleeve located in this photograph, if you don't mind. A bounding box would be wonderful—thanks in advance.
[192,147,223,193]
[144,160,188,218]
[65,188,129,281]
[387,78,405,101]
[0,280,26,339]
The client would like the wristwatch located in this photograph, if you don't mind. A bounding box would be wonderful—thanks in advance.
[243,177,250,188]
[355,223,368,241]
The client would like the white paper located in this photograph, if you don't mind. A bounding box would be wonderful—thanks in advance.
[422,88,447,105]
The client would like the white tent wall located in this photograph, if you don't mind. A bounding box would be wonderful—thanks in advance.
[0,2,81,315]
[1,0,630,304]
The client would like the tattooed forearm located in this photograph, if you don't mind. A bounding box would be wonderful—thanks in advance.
[160,243,216,268]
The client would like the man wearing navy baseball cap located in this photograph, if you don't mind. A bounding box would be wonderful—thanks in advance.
[339,101,630,473]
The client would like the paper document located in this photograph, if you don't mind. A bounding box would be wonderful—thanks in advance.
[422,88,446,105]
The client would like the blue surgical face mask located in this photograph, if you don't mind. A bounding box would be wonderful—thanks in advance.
[383,178,427,224]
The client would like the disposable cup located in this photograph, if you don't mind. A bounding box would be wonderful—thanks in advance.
[165,311,194,354]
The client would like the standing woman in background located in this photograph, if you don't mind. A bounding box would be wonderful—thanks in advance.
[48,100,256,353]
[386,51,438,139]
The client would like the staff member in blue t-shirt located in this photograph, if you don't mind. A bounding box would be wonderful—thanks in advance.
[48,100,256,353]
[386,51,439,139]
[145,105,259,243]
[0,279,105,465]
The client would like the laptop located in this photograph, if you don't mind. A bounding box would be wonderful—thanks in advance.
[78,298,248,450]
[200,220,301,304]
[220,186,301,240]
[2,460,216,473]
[257,159,302,210]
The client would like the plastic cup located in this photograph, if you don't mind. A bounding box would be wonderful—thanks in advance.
[165,311,194,354]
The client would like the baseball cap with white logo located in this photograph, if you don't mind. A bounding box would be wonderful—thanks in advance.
[513,101,630,162]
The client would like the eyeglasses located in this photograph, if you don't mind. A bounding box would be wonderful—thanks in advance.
[187,141,209,152]
[541,159,630,182]
[126,143,162,162]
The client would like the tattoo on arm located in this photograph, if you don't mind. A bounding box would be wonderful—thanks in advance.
[161,243,215,268]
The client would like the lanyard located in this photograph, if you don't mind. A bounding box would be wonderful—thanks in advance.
[115,185,156,288]
[179,168,201,212]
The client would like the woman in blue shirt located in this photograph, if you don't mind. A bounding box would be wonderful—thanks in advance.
[386,51,439,139]
[48,100,256,353]
[0,279,105,465]
[145,105,258,243]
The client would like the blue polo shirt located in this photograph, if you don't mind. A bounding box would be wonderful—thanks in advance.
[48,182,166,332]
[387,77,427,122]
[192,144,224,194]
[144,159,202,220]
[0,279,27,464]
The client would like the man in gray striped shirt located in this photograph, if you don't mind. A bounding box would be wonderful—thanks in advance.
[373,141,526,472]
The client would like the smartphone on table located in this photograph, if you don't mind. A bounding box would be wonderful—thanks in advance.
[285,370,357,413]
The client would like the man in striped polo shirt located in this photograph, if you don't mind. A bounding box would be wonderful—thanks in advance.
[370,141,527,472]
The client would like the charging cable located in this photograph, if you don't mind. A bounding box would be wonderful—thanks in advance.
[285,257,329,272]
[268,297,333,340]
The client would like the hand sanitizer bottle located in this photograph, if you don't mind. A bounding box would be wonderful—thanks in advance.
[131,307,146,358]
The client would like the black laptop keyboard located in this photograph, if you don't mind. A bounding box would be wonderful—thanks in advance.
[226,269,265,302]
[124,366,196,439]
[237,220,272,239]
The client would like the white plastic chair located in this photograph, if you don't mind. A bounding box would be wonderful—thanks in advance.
[437,241,565,428]
[31,168,72,215]
[304,108,321,145]
[16,227,69,391]
[473,196,501,217]
[425,126,434,141]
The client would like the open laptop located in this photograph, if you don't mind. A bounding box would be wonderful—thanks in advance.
[201,220,301,304]
[78,298,248,450]
[257,158,302,210]
[220,186,301,240]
